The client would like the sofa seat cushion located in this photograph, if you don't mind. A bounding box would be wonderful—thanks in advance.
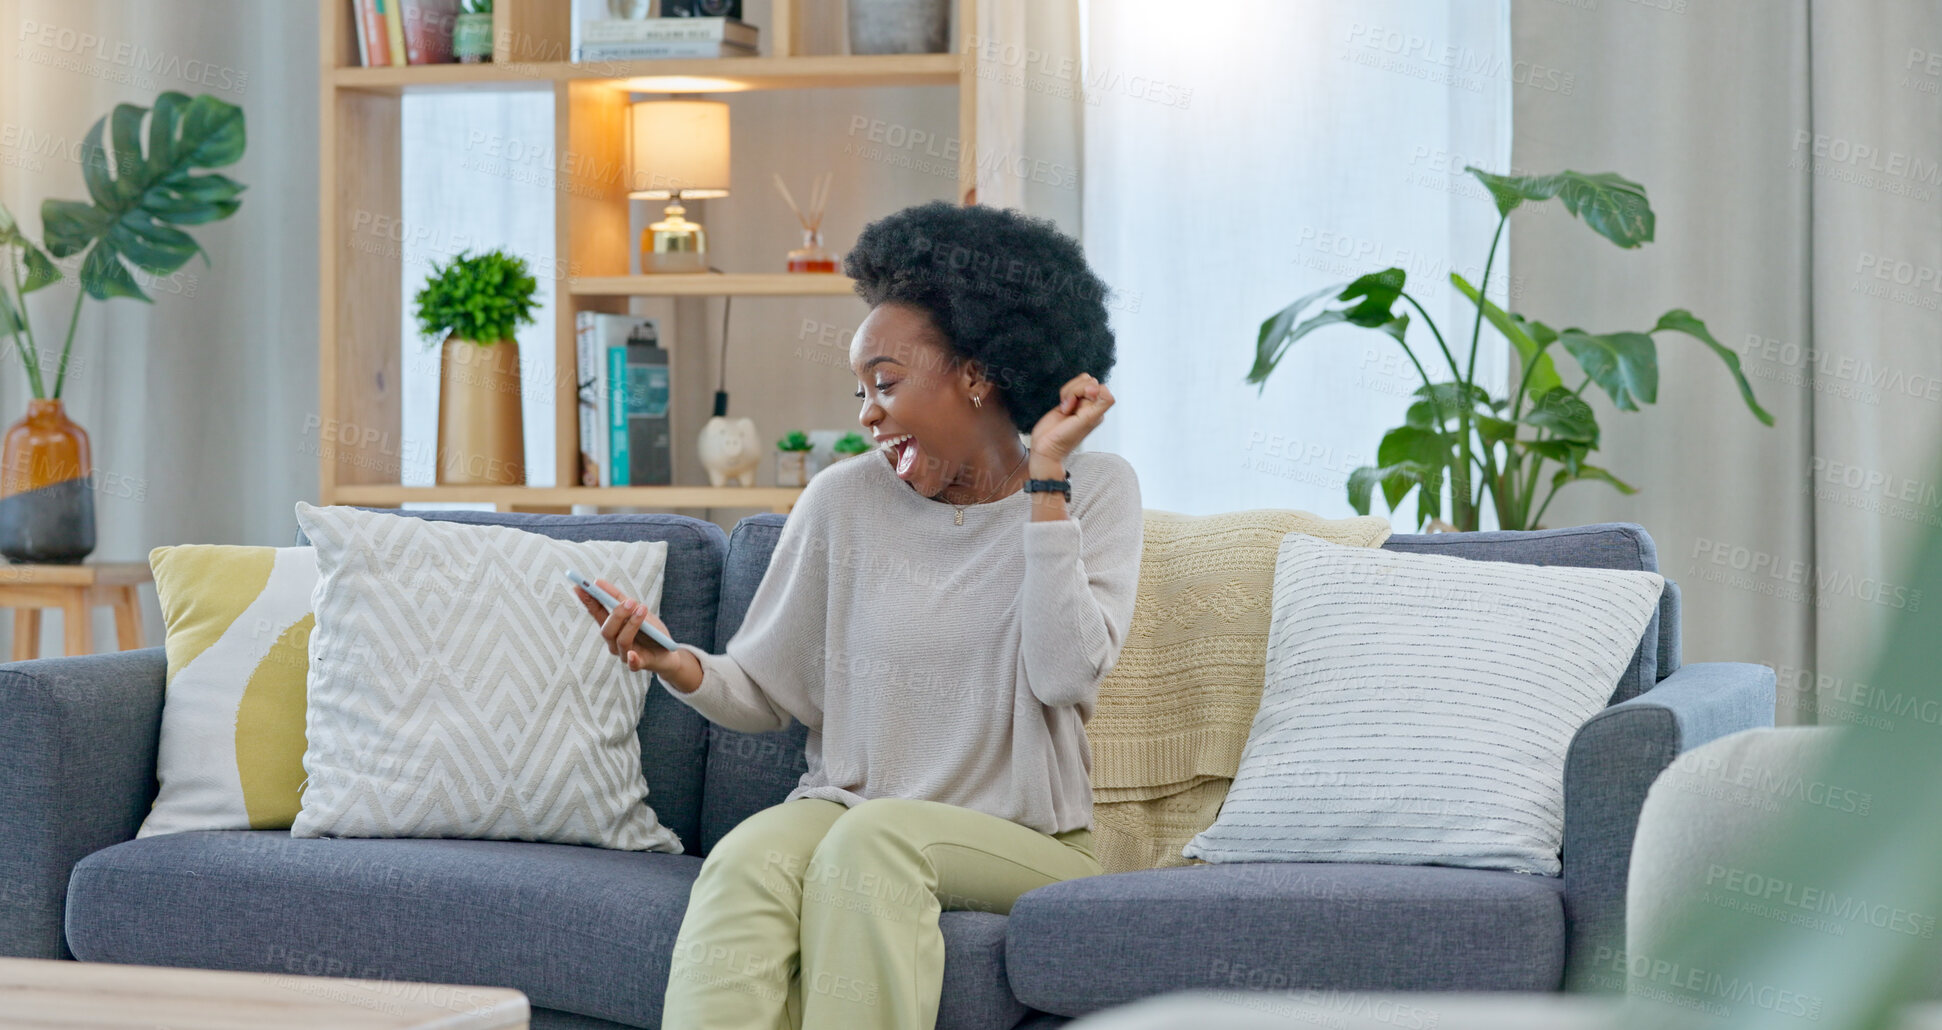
[66,830,700,1028]
[66,830,1027,1030]
[1004,862,1566,1017]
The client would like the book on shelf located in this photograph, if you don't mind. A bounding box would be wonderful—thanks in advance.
[382,0,409,67]
[400,0,459,64]
[575,312,611,487]
[351,0,391,66]
[573,40,758,61]
[579,17,758,47]
[577,313,671,487]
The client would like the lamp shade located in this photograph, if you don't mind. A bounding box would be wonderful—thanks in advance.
[627,100,730,199]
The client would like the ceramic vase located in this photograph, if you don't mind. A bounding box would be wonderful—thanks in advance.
[436,336,525,486]
[0,398,96,563]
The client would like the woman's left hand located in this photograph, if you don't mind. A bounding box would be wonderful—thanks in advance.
[1030,373,1114,463]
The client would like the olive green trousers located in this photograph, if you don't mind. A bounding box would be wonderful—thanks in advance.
[660,796,1101,1030]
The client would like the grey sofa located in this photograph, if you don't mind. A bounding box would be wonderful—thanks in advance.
[0,509,1773,1028]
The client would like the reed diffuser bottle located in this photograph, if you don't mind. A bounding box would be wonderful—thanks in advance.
[774,172,838,273]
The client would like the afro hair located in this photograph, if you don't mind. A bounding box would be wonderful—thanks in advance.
[843,201,1116,435]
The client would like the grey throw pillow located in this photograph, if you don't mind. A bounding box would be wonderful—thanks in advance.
[1184,532,1664,875]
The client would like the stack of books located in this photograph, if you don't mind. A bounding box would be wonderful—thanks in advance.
[349,0,459,66]
[573,16,759,62]
[578,314,674,488]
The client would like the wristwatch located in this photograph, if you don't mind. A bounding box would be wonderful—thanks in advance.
[1023,472,1071,499]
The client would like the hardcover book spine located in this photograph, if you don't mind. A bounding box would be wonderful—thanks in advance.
[351,0,371,66]
[382,0,409,67]
[627,339,672,486]
[573,40,756,61]
[576,311,607,487]
[608,345,630,487]
[359,0,391,66]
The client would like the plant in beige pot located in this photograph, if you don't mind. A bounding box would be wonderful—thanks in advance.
[830,431,871,463]
[775,430,812,487]
[0,91,246,563]
[414,249,537,486]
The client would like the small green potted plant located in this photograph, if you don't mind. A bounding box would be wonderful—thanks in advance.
[831,432,872,463]
[775,430,813,487]
[413,249,537,486]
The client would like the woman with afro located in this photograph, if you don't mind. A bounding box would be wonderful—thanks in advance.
[575,200,1143,1030]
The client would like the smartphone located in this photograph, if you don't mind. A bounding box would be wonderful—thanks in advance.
[565,569,680,652]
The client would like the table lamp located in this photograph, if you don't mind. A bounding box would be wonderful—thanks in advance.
[627,99,730,274]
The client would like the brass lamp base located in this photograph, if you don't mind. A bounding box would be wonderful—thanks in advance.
[641,199,708,274]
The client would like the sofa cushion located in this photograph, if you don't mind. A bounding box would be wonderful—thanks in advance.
[294,508,724,854]
[1382,522,1671,702]
[66,830,1027,1030]
[66,830,700,1027]
[697,513,810,856]
[1004,862,1566,1017]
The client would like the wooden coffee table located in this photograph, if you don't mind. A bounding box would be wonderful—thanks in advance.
[0,957,529,1029]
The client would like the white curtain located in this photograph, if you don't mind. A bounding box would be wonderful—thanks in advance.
[972,0,1084,236]
[1510,0,1942,723]
[1080,0,1512,519]
[0,0,318,654]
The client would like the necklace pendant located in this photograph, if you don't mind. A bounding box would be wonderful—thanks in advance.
[954,508,965,526]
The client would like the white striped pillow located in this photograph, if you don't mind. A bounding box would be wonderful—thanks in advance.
[1183,532,1665,875]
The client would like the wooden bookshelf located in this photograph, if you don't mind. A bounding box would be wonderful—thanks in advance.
[331,52,964,94]
[316,0,976,514]
[570,274,857,297]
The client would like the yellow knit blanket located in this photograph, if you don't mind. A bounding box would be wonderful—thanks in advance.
[1088,508,1393,873]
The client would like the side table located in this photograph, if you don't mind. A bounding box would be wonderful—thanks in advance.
[0,560,150,660]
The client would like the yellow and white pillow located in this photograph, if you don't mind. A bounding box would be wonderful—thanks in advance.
[137,545,316,837]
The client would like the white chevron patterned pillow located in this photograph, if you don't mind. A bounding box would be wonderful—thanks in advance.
[1183,532,1665,875]
[291,502,682,852]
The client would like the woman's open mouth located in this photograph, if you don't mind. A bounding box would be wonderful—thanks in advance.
[880,434,919,479]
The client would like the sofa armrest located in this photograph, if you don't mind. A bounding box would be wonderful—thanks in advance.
[1560,661,1776,990]
[0,648,166,959]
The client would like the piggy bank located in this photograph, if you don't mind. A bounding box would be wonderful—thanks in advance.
[698,416,762,487]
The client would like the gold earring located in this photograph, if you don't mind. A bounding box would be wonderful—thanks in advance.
[972,393,983,408]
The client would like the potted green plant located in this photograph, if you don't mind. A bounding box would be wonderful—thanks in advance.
[775,430,813,487]
[0,91,245,562]
[413,249,537,486]
[1249,167,1773,532]
[828,431,872,471]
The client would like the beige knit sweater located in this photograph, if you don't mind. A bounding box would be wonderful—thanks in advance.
[662,447,1143,837]
[1087,508,1392,873]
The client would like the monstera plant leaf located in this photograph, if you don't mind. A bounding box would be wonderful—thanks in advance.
[1464,166,1655,249]
[40,92,245,302]
[0,201,60,338]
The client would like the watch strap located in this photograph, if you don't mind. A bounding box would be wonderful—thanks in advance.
[1024,473,1071,497]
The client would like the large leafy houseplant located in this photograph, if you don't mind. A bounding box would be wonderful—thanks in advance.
[0,91,246,399]
[1248,168,1773,531]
